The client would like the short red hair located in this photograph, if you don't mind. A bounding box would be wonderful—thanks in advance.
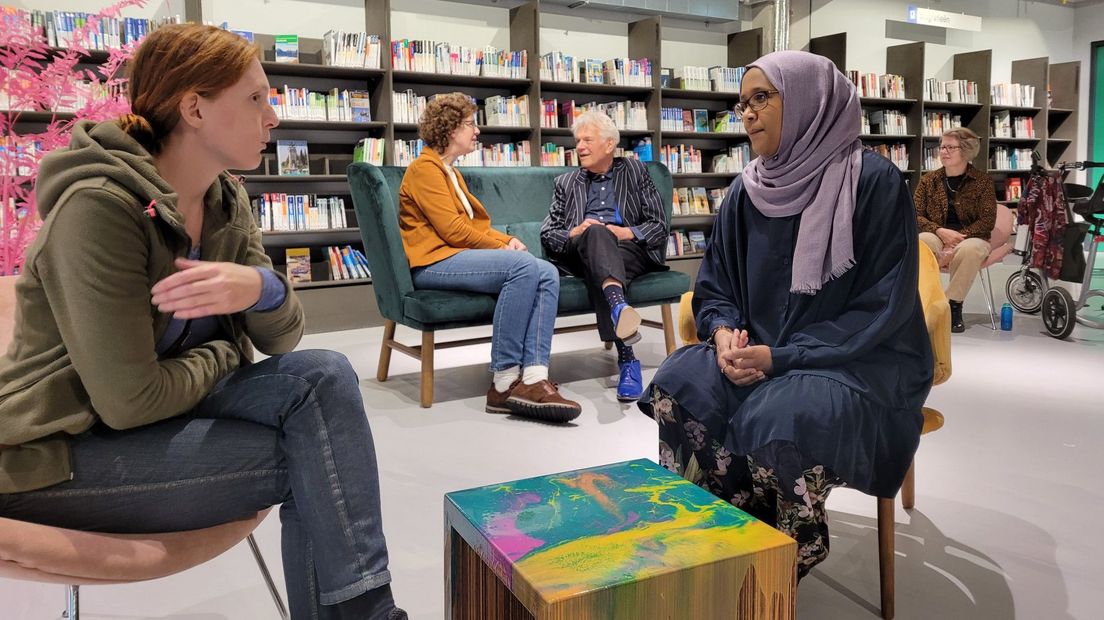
[119,24,259,153]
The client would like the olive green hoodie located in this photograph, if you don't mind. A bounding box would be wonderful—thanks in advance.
[0,120,305,493]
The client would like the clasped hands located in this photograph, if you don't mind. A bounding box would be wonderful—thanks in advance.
[569,218,635,241]
[151,258,262,319]
[714,328,772,386]
[935,227,966,250]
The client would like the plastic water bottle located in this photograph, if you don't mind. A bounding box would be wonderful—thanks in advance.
[1000,303,1014,331]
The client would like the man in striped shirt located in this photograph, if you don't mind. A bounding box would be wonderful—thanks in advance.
[540,111,670,402]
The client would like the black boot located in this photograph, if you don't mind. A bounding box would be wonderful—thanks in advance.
[949,300,965,333]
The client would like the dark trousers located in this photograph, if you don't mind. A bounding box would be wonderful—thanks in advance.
[554,225,655,342]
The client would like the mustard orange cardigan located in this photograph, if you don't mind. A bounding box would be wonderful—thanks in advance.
[398,147,514,268]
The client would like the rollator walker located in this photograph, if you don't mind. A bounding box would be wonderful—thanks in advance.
[1004,160,1104,339]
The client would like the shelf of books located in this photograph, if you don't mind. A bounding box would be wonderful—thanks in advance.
[543,81,654,96]
[282,244,372,289]
[261,61,385,80]
[809,36,1081,211]
[671,214,718,226]
[12,4,1085,319]
[657,31,764,264]
[667,251,707,262]
[262,228,363,248]
[661,87,740,102]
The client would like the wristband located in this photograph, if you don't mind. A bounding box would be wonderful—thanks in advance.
[709,325,734,344]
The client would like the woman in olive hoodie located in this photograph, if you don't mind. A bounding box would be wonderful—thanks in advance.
[0,25,404,620]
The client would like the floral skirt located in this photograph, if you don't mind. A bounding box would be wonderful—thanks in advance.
[650,384,842,578]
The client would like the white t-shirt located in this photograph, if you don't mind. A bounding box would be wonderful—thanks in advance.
[445,165,474,219]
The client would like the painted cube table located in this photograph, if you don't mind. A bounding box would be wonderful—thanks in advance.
[444,459,796,620]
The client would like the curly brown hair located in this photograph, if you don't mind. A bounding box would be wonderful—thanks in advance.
[418,92,477,152]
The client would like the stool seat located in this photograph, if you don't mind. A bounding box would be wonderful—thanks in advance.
[921,407,945,435]
[445,459,797,619]
[0,511,268,585]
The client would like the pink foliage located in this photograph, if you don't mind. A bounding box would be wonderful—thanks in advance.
[0,0,147,275]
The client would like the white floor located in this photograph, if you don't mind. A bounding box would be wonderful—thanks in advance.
[3,262,1103,619]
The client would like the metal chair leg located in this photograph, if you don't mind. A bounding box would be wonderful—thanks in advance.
[248,533,290,620]
[979,268,997,330]
[62,584,79,619]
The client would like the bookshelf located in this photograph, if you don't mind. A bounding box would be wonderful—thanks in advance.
[190,1,759,324]
[9,2,1088,330]
[808,36,924,187]
[949,49,992,171]
[1047,61,1080,167]
[661,29,762,268]
[0,3,731,328]
[809,35,1083,210]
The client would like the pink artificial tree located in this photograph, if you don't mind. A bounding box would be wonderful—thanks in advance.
[0,0,149,276]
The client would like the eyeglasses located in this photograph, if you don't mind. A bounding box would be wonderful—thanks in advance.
[938,145,962,152]
[735,90,780,114]
[460,120,477,128]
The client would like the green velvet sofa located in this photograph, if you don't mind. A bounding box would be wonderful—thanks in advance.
[346,161,691,407]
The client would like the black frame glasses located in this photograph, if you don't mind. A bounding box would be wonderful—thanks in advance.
[736,90,780,114]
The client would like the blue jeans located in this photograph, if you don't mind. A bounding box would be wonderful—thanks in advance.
[412,249,559,372]
[0,350,391,620]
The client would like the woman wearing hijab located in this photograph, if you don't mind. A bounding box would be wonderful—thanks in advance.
[639,51,933,576]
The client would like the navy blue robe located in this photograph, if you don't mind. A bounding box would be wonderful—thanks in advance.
[642,151,934,498]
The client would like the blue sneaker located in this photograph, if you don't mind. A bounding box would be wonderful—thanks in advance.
[617,359,643,402]
[611,301,642,344]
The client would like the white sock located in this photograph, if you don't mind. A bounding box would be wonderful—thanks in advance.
[522,365,549,385]
[493,366,520,392]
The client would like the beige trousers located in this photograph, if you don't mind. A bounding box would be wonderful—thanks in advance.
[919,233,991,302]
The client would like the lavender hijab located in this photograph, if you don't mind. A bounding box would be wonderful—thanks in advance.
[741,51,863,295]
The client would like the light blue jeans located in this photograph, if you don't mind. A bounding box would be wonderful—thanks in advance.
[412,249,559,372]
[0,350,392,620]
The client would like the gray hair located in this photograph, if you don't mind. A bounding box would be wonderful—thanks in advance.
[571,110,620,144]
[942,127,980,161]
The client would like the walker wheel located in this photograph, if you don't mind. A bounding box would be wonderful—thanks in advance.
[1041,288,1076,339]
[1005,270,1044,314]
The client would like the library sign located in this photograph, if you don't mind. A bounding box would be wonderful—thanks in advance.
[906,5,982,32]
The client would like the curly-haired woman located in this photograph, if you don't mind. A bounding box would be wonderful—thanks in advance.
[398,93,581,423]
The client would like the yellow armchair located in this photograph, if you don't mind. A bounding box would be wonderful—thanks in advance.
[917,243,952,386]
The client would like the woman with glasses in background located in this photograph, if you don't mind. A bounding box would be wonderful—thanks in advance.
[914,127,997,332]
[397,93,581,423]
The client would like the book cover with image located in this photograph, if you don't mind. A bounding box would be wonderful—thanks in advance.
[693,109,710,133]
[275,34,299,63]
[277,140,310,176]
[285,247,312,283]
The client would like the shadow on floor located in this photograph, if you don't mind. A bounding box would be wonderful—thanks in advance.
[802,503,1069,619]
[364,347,633,412]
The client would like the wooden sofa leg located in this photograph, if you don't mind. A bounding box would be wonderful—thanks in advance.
[901,461,916,510]
[660,304,676,355]
[877,497,895,620]
[377,320,396,382]
[420,330,435,408]
[604,341,613,350]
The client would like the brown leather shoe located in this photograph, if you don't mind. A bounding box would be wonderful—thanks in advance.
[505,380,582,423]
[486,380,519,414]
